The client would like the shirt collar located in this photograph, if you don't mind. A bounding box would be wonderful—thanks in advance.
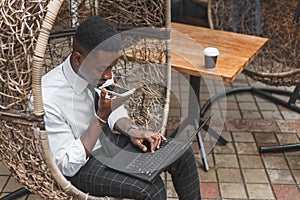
[63,55,89,94]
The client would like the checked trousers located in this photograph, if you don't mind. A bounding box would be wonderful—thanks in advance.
[68,127,201,200]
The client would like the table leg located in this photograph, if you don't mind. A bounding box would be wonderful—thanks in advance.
[188,76,210,171]
[171,75,228,171]
[189,76,227,142]
[195,118,209,171]
[189,75,228,171]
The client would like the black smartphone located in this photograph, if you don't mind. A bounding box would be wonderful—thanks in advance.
[95,84,135,97]
[105,85,135,97]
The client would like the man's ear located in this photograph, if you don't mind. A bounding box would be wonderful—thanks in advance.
[72,52,83,66]
[71,52,84,72]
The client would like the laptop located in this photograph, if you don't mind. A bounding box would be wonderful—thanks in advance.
[101,114,213,183]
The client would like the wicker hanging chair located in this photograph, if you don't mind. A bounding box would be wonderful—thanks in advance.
[209,0,300,86]
[0,0,171,199]
[200,0,300,115]
[201,0,300,153]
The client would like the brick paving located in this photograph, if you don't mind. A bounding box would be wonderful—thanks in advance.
[1,73,300,199]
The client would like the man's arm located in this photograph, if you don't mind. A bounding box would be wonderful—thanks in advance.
[80,116,107,158]
[80,88,130,157]
[113,117,166,153]
[44,104,90,177]
[80,88,112,157]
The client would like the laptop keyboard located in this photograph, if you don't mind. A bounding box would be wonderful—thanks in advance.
[125,139,180,176]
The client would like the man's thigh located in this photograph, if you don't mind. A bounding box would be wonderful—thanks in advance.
[70,129,166,199]
[70,156,166,199]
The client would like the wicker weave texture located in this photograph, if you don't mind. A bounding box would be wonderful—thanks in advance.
[53,0,166,30]
[210,0,300,86]
[1,0,171,199]
[0,0,49,112]
[0,0,168,113]
[0,120,70,199]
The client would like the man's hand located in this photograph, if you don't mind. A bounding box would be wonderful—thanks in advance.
[128,129,166,153]
[96,88,130,121]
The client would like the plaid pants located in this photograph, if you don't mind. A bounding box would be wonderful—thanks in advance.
[68,129,201,200]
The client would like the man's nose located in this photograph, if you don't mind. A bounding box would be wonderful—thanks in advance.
[98,71,113,86]
[102,69,112,79]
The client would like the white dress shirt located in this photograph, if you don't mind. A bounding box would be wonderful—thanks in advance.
[42,55,129,177]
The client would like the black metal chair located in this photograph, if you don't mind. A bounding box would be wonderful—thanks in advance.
[201,0,300,153]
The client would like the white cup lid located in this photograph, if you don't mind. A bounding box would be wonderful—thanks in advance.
[203,47,219,56]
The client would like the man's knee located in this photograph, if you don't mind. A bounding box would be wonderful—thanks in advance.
[139,180,166,200]
[175,147,196,169]
[182,147,195,161]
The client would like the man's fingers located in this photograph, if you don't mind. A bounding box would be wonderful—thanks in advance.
[98,88,127,114]
[131,131,166,153]
[147,135,163,153]
[133,138,147,152]
[100,88,107,98]
[153,136,161,150]
[160,134,167,141]
[145,137,155,153]
[152,133,166,150]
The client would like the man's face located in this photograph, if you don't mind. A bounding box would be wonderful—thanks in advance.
[77,50,120,87]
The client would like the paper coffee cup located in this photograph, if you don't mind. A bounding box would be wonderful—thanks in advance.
[203,47,219,69]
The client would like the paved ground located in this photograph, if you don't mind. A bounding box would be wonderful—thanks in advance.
[1,73,300,199]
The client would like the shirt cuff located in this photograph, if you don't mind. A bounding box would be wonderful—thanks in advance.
[108,105,129,130]
[66,139,88,164]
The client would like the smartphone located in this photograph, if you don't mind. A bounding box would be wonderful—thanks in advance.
[106,85,135,97]
[95,85,135,97]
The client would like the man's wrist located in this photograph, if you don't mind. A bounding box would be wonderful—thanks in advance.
[125,125,139,136]
[94,112,107,124]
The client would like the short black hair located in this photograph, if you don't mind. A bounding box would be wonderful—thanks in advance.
[73,16,121,54]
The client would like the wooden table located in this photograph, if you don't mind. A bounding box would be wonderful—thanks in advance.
[170,22,268,171]
[171,22,268,83]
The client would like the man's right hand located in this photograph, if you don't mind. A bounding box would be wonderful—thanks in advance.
[128,129,166,153]
[95,88,130,122]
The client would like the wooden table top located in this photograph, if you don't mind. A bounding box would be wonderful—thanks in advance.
[171,22,269,83]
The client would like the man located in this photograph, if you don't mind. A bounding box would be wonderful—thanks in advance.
[42,16,201,199]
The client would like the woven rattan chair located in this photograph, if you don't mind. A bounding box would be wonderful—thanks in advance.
[0,0,171,199]
[200,0,300,153]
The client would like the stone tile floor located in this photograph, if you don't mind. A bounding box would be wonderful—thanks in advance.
[0,73,299,199]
